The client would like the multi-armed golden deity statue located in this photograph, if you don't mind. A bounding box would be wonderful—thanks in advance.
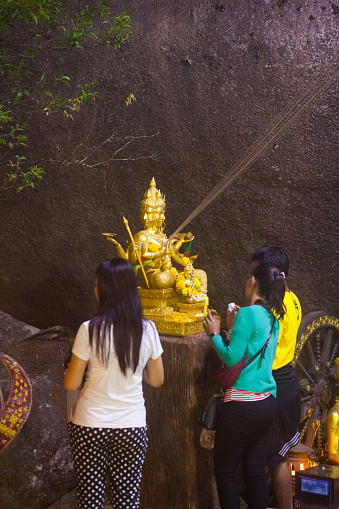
[103,178,213,335]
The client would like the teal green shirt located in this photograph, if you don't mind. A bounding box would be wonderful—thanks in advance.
[211,305,280,396]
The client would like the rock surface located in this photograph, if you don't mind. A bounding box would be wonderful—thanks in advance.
[0,310,40,352]
[0,326,76,509]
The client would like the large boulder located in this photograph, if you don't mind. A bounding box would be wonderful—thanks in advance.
[0,327,76,509]
[0,310,40,353]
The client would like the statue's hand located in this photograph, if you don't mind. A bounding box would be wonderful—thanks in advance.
[102,233,120,246]
[182,236,194,244]
[107,237,120,247]
[103,233,128,260]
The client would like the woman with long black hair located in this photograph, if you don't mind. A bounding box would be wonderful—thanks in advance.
[64,258,164,509]
[203,262,285,509]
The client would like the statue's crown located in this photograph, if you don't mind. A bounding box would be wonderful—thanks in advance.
[141,177,166,211]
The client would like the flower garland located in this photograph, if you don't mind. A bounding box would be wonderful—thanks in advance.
[176,271,202,296]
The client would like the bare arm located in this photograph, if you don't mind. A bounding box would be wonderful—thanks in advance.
[143,356,164,387]
[64,354,88,392]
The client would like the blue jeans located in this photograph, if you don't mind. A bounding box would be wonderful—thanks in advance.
[214,396,276,509]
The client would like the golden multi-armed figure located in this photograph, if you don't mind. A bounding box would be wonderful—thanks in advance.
[103,178,212,335]
[104,178,194,289]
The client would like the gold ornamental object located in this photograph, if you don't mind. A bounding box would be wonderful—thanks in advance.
[327,395,339,466]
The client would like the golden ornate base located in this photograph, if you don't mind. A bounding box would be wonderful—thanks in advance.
[139,287,219,337]
[138,287,183,309]
[177,302,204,321]
[144,315,205,337]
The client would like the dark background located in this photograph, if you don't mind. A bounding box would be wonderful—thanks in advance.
[0,0,338,333]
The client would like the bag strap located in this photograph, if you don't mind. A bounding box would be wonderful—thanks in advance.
[290,291,300,321]
[243,316,276,368]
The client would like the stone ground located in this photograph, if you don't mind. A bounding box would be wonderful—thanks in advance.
[46,488,259,509]
[46,488,112,509]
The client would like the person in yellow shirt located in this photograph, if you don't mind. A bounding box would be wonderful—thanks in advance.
[251,245,301,509]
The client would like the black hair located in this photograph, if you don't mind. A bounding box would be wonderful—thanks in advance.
[252,262,286,320]
[251,244,289,277]
[89,258,144,375]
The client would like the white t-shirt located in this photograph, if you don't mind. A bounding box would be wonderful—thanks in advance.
[71,319,163,428]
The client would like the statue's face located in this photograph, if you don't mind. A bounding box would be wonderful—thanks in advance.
[141,206,165,229]
[184,265,194,279]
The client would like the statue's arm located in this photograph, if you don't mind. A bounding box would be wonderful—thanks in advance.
[133,233,167,261]
[170,233,194,265]
[140,244,167,260]
[106,236,128,260]
[170,250,186,266]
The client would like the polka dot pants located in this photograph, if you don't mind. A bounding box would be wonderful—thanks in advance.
[68,422,148,509]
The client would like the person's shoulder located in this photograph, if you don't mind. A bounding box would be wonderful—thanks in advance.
[143,319,158,336]
[238,305,265,318]
[288,290,300,304]
[74,320,91,348]
[234,306,259,326]
[284,290,301,309]
[77,320,90,333]
[143,318,155,328]
[142,320,162,356]
[241,304,274,325]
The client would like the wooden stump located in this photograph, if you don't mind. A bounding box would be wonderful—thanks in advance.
[140,332,220,509]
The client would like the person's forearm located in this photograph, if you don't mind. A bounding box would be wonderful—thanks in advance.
[211,332,246,366]
[211,334,231,364]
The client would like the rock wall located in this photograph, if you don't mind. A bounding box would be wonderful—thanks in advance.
[0,0,338,331]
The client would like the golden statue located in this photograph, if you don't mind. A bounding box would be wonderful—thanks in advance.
[105,178,193,289]
[176,256,209,316]
[327,357,339,465]
[103,178,216,336]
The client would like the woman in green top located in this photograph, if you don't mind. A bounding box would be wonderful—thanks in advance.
[203,262,285,509]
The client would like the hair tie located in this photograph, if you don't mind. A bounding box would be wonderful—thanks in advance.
[280,272,286,278]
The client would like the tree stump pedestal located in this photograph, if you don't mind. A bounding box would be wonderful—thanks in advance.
[140,332,220,509]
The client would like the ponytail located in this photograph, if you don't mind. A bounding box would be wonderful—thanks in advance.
[252,262,286,319]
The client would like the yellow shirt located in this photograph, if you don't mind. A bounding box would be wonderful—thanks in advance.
[272,291,302,370]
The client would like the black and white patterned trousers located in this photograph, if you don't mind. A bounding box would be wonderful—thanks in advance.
[68,422,148,509]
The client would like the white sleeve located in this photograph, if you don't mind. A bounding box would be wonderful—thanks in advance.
[144,320,163,360]
[150,323,163,359]
[72,322,92,361]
